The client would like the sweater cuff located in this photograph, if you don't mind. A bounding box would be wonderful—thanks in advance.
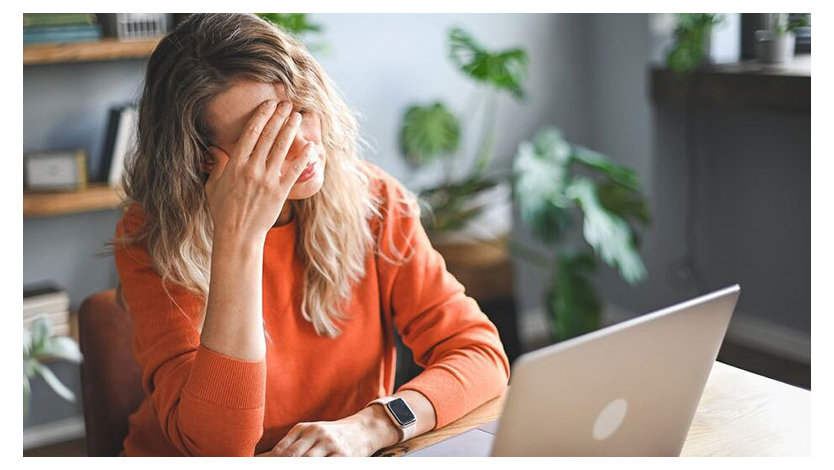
[183,344,266,410]
[396,364,469,429]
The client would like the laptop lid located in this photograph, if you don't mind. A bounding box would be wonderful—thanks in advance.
[489,285,740,456]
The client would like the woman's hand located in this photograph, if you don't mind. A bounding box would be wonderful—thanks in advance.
[266,406,400,457]
[205,99,315,242]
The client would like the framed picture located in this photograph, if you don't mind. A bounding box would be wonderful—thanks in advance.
[24,149,88,191]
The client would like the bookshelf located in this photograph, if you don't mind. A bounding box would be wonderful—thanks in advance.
[23,184,123,218]
[23,38,161,65]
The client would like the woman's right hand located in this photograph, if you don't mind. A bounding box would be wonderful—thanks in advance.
[205,99,314,242]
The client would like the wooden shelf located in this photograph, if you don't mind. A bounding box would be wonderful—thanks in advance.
[24,183,123,218]
[23,38,161,65]
[651,55,811,112]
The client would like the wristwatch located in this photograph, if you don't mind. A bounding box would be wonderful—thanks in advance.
[367,396,417,442]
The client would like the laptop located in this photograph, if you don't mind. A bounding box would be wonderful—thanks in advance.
[407,285,740,457]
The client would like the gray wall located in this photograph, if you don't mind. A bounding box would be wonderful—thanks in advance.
[579,14,810,361]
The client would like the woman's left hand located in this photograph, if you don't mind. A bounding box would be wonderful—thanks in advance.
[266,407,399,457]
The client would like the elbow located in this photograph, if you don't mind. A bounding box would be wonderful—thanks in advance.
[160,404,264,456]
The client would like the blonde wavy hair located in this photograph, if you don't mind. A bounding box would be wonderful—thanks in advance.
[117,13,408,337]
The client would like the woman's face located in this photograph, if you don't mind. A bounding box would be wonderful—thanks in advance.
[204,78,326,200]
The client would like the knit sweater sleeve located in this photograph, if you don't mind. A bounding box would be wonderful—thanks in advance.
[114,205,266,456]
[372,169,511,429]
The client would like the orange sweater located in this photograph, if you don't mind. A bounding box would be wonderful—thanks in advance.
[114,162,510,456]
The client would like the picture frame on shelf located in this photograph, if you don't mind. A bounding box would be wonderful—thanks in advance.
[24,149,88,192]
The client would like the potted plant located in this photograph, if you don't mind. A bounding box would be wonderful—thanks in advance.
[754,13,809,64]
[399,27,528,252]
[23,317,83,416]
[666,13,724,74]
[511,128,651,341]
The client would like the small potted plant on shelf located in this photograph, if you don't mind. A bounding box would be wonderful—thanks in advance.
[754,13,809,65]
[665,13,724,75]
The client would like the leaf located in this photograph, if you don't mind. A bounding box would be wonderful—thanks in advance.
[568,177,647,284]
[41,336,83,363]
[547,250,602,341]
[31,362,76,403]
[513,128,573,243]
[448,27,528,98]
[597,181,651,226]
[30,317,51,356]
[572,145,639,190]
[399,102,461,166]
[23,374,31,416]
[256,13,322,36]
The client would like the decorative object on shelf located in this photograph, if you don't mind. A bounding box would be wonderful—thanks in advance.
[24,149,88,191]
[755,13,810,64]
[99,13,170,41]
[665,14,724,75]
[23,316,83,416]
[23,13,102,45]
[398,26,527,243]
[100,105,138,187]
[512,128,651,342]
[24,283,72,338]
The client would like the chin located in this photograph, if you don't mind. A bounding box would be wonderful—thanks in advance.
[287,169,325,200]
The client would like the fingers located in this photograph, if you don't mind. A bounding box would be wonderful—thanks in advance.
[204,146,230,190]
[250,101,295,169]
[265,110,303,172]
[234,99,278,163]
[276,141,316,185]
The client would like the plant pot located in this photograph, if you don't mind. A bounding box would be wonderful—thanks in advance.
[428,181,513,245]
[755,30,795,64]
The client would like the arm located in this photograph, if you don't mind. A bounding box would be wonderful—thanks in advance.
[116,99,311,456]
[378,176,511,430]
[115,213,267,456]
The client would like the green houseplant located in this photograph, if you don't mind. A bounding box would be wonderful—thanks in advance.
[512,128,651,341]
[256,13,330,55]
[399,27,528,238]
[23,317,83,416]
[755,13,809,64]
[666,14,724,74]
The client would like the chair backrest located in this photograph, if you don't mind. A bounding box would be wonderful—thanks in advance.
[78,289,145,457]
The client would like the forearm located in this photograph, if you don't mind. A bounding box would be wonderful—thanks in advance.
[200,228,266,361]
[357,389,437,452]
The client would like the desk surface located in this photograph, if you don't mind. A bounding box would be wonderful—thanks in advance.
[377,361,810,457]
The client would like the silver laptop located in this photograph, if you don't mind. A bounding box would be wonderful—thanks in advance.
[407,285,740,457]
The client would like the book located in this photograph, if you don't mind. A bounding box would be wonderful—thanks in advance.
[23,24,103,45]
[23,283,71,336]
[23,13,97,28]
[100,105,138,186]
[23,283,70,320]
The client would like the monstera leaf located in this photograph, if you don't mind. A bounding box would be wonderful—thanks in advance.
[448,27,528,99]
[399,102,461,166]
[567,177,647,284]
[513,128,574,243]
[547,250,602,341]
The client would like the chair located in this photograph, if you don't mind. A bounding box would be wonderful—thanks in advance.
[78,289,145,457]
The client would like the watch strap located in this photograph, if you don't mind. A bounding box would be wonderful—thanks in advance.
[367,397,417,442]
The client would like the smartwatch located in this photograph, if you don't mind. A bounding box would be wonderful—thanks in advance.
[367,396,417,442]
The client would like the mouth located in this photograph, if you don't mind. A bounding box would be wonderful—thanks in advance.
[295,160,318,183]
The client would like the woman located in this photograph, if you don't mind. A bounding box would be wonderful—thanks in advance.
[114,13,509,457]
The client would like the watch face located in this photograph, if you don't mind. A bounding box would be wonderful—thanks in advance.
[387,398,416,426]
